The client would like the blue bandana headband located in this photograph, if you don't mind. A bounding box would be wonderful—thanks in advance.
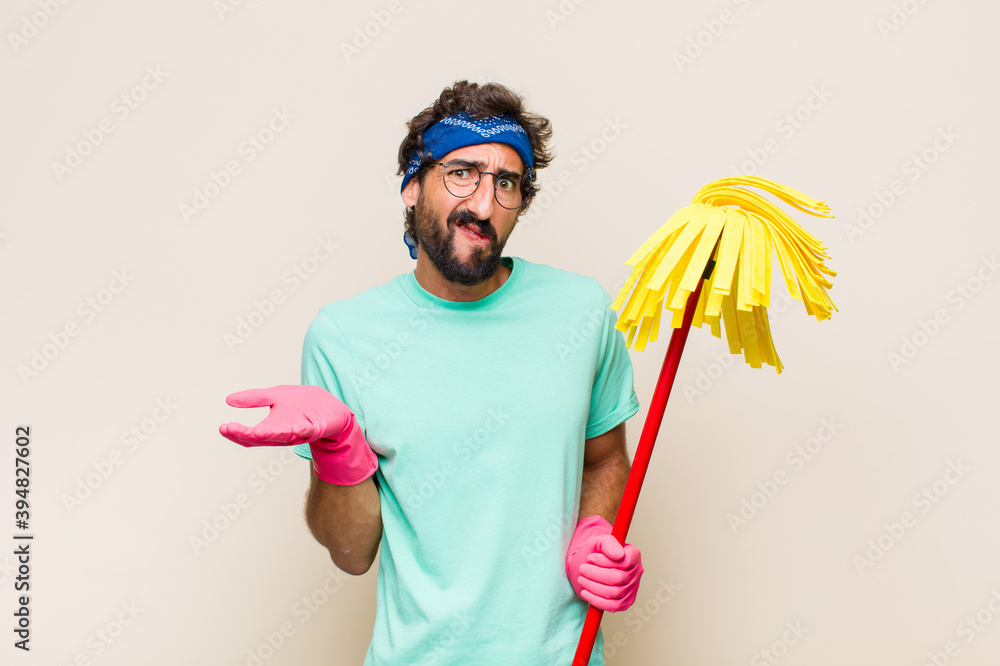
[400,112,534,193]
[400,112,534,259]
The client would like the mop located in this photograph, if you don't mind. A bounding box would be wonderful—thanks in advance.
[573,175,837,664]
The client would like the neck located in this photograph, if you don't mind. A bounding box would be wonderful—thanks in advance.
[413,254,510,302]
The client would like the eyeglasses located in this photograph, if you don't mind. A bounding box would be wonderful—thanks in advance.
[430,160,526,210]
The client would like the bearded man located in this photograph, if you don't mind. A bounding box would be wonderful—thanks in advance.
[221,80,644,665]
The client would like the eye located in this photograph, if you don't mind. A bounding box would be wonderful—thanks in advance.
[447,167,473,181]
[496,177,516,192]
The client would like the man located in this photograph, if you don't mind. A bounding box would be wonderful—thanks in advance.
[220,81,644,664]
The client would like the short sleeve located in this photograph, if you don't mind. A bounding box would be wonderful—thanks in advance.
[293,309,365,460]
[585,287,640,439]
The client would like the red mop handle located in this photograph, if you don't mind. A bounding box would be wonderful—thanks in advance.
[572,281,704,665]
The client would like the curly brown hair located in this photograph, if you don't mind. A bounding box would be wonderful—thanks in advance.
[398,81,554,233]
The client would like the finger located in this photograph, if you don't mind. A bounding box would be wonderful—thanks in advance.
[580,574,636,603]
[586,551,630,569]
[623,545,642,570]
[225,388,275,409]
[578,573,629,601]
[589,541,640,565]
[579,587,620,611]
[581,587,636,613]
[219,422,264,439]
[579,588,610,611]
[594,535,625,561]
[579,562,631,587]
[221,422,296,446]
[220,421,254,439]
[251,423,308,445]
[219,423,267,447]
[579,565,642,596]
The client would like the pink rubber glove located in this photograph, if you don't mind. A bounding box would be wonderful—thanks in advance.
[219,385,377,486]
[566,515,643,612]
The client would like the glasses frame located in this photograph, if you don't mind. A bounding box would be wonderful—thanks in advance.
[429,160,528,211]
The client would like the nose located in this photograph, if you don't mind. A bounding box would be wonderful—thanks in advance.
[462,174,497,220]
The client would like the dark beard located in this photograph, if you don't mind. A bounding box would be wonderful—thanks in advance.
[412,195,509,286]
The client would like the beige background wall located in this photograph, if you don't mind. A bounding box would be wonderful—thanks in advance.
[3,1,999,664]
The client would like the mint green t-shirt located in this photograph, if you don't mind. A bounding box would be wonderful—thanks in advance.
[294,256,639,665]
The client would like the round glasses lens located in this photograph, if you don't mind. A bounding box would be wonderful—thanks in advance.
[494,174,522,209]
[442,164,479,196]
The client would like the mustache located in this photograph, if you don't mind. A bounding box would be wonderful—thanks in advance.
[448,210,497,242]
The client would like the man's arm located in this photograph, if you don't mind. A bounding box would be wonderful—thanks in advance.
[305,467,383,575]
[579,422,630,523]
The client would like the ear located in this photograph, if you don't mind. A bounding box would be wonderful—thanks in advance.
[401,178,420,208]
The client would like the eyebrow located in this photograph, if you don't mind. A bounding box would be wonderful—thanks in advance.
[449,158,523,178]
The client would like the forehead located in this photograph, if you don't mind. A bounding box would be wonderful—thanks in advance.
[438,143,524,174]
